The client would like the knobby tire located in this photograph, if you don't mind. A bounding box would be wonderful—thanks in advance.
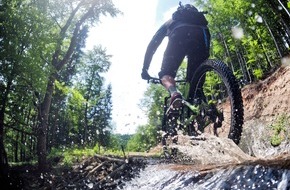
[189,59,244,144]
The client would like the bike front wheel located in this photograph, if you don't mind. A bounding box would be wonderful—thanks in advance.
[187,59,244,144]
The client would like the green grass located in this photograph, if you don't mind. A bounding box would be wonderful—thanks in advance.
[270,114,290,146]
[48,145,129,167]
[49,147,96,166]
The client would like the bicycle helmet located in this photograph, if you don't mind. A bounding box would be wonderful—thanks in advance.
[177,2,198,12]
[184,4,198,12]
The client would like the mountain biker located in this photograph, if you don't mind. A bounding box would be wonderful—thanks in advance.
[141,3,210,109]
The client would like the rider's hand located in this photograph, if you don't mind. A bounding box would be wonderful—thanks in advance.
[141,68,150,80]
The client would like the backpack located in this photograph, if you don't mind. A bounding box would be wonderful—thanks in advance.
[172,3,208,26]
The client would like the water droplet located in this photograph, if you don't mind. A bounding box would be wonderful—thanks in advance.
[87,183,94,189]
[255,15,263,23]
[281,56,290,66]
[231,27,244,39]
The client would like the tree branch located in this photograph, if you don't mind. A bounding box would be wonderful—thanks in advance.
[4,124,35,136]
[55,2,97,70]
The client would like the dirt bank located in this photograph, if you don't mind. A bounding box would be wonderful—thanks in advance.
[242,65,290,123]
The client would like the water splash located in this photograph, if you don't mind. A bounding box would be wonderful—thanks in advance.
[282,56,290,67]
[231,27,244,40]
[123,164,290,190]
[193,165,290,190]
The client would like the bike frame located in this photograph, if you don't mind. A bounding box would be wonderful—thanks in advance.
[147,77,199,135]
[147,76,222,137]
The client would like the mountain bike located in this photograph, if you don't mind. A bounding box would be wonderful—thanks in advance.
[147,59,244,155]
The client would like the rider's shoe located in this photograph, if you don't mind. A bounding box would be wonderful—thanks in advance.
[170,92,183,109]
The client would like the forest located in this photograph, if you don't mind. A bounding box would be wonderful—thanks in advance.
[0,0,289,176]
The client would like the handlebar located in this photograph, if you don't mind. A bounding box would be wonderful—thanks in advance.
[146,76,187,84]
[147,77,161,84]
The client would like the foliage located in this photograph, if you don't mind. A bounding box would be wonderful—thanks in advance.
[142,86,167,127]
[49,147,95,166]
[109,134,132,150]
[49,142,128,167]
[48,46,113,150]
[253,69,263,80]
[33,0,120,170]
[126,124,158,152]
[203,72,223,101]
[0,0,119,169]
[270,114,290,146]
[194,0,289,82]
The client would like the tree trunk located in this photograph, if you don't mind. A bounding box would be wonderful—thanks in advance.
[257,37,273,69]
[14,131,19,162]
[0,112,8,172]
[84,102,89,145]
[219,31,235,72]
[30,135,35,161]
[263,18,283,58]
[236,49,251,83]
[49,115,57,151]
[20,132,25,162]
[0,78,12,176]
[37,75,56,171]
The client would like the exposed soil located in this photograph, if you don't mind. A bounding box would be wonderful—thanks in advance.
[242,65,290,123]
[3,65,290,189]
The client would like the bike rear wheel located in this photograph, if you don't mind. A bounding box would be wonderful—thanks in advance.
[187,59,244,144]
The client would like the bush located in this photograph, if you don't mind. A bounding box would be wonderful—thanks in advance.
[48,147,95,166]
[126,124,158,152]
[270,114,290,146]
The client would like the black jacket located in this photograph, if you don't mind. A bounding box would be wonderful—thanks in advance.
[143,19,208,70]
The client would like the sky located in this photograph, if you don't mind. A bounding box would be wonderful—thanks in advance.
[86,0,193,134]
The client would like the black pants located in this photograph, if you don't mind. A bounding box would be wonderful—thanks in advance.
[158,26,210,81]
